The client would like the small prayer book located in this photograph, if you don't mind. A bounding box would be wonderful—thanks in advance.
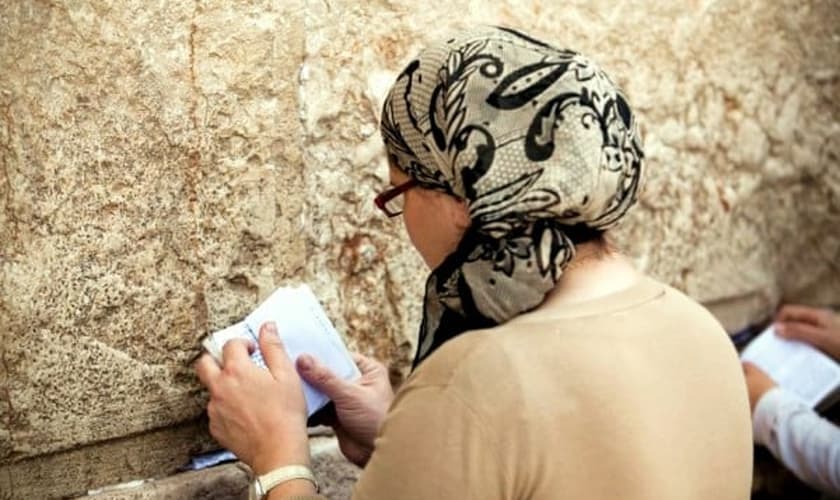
[741,325,840,409]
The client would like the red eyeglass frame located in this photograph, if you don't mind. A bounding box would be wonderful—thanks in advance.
[374,178,418,217]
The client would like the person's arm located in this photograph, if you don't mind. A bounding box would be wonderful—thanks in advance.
[752,386,840,495]
[350,382,502,500]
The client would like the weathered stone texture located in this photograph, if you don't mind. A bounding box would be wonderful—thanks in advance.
[0,0,838,498]
[1,0,305,495]
[78,438,359,500]
[0,421,216,499]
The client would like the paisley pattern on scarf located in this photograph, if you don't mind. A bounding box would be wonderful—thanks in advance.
[380,27,645,367]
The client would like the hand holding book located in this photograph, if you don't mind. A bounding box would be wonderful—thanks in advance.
[740,305,840,410]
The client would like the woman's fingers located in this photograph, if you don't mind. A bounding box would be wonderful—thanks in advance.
[258,322,294,381]
[297,354,350,399]
[196,353,222,389]
[352,353,385,375]
[776,304,831,327]
[742,362,777,411]
[776,321,828,350]
[222,339,255,370]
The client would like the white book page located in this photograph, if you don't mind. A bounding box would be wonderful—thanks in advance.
[741,326,840,408]
[203,285,360,416]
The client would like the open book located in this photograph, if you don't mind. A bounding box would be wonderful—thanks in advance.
[740,325,840,409]
[202,284,360,416]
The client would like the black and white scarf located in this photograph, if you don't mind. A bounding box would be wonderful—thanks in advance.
[379,26,645,367]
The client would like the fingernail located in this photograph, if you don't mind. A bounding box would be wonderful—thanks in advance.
[261,322,277,336]
[298,354,313,371]
[775,324,786,336]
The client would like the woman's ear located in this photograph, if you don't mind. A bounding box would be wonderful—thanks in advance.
[453,198,471,231]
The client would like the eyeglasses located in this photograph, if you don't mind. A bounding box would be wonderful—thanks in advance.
[374,179,418,217]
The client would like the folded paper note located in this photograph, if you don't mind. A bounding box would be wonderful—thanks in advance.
[202,284,360,416]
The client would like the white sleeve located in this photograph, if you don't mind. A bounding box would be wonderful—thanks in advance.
[753,387,840,496]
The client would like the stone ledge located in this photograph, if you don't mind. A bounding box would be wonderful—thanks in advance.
[0,420,213,500]
[77,437,360,500]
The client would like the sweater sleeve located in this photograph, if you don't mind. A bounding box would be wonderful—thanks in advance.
[349,383,503,500]
[753,387,840,496]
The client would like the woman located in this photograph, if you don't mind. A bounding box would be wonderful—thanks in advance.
[196,26,753,499]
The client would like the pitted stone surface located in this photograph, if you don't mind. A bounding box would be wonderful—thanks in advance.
[1,0,307,492]
[77,438,359,500]
[1,0,838,498]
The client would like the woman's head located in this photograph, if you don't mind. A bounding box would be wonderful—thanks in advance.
[382,164,470,269]
[378,26,644,366]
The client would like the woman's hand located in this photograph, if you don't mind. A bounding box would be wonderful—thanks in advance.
[775,305,840,360]
[195,322,311,476]
[297,353,394,467]
[742,362,778,412]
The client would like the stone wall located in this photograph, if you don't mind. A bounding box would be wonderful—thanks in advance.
[1,0,838,497]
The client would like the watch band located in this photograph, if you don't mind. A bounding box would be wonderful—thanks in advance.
[252,464,319,499]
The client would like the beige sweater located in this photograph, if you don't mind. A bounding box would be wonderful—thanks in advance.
[296,276,753,499]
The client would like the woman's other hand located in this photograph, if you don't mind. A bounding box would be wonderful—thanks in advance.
[775,305,840,360]
[297,353,394,467]
[195,322,311,475]
[742,362,778,412]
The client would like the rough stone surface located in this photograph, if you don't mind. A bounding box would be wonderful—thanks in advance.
[1,0,306,494]
[0,420,218,499]
[1,0,838,498]
[78,438,359,500]
[83,464,251,500]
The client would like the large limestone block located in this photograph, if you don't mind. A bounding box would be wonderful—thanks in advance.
[1,0,305,482]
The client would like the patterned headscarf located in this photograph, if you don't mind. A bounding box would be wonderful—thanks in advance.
[380,26,645,367]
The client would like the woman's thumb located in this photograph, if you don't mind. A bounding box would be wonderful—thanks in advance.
[297,354,347,397]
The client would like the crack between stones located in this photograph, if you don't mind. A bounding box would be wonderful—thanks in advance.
[298,0,319,284]
[0,100,20,250]
[1,415,206,474]
[188,15,199,131]
[0,97,22,468]
[0,343,22,464]
[183,0,209,338]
